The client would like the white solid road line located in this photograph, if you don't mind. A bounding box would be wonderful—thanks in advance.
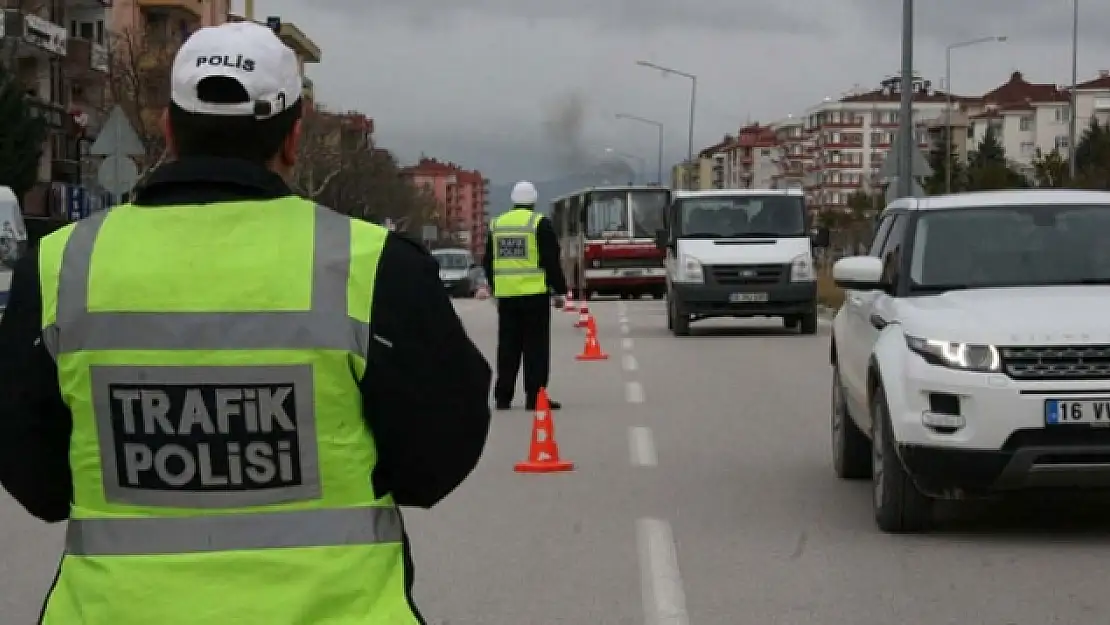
[626,381,644,403]
[623,354,639,371]
[628,426,657,466]
[622,338,634,350]
[637,518,689,625]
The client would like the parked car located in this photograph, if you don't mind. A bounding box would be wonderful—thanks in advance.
[829,190,1110,532]
[431,247,484,297]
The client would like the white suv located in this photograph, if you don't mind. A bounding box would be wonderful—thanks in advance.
[829,190,1110,532]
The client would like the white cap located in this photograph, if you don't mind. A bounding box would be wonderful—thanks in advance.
[171,21,302,120]
[511,181,538,205]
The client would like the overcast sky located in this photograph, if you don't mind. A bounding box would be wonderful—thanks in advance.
[253,0,1110,185]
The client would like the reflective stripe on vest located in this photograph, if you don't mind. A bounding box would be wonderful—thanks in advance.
[66,506,402,556]
[42,205,369,356]
[489,209,546,295]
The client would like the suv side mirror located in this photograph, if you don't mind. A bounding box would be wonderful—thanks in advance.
[654,228,669,250]
[832,256,885,290]
[811,226,830,248]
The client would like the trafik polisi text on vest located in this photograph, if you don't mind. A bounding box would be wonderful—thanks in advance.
[110,385,300,490]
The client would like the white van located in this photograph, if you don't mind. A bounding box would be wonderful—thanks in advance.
[655,188,829,336]
[430,247,485,297]
[0,186,26,313]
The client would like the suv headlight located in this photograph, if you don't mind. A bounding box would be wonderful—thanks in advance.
[905,334,1000,372]
[675,254,703,283]
[789,253,815,281]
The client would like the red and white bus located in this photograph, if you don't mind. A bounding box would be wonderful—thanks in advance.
[550,185,670,299]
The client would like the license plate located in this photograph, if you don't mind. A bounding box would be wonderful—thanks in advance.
[1045,399,1110,425]
[729,292,768,303]
[622,269,643,276]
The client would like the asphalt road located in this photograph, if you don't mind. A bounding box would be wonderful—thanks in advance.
[5,298,1110,623]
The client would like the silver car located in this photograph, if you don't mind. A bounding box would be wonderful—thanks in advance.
[431,247,485,297]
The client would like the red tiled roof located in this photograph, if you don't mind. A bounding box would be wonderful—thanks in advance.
[974,71,1069,105]
[839,89,964,104]
[698,135,733,158]
[400,157,484,181]
[1078,73,1110,90]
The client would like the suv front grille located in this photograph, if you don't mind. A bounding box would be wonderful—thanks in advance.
[1000,345,1110,380]
[707,264,786,286]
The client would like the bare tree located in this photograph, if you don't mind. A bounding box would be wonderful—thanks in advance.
[290,104,345,199]
[104,28,174,173]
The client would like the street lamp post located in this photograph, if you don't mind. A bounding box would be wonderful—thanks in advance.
[1069,0,1079,179]
[945,35,1006,194]
[615,113,665,184]
[896,0,914,199]
[635,60,696,188]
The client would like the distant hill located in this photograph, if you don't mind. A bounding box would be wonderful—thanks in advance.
[488,161,642,216]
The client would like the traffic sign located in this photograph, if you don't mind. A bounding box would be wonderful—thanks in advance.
[90,106,145,156]
[97,153,139,199]
[876,133,932,181]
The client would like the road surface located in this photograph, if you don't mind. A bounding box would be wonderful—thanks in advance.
[4,298,1110,624]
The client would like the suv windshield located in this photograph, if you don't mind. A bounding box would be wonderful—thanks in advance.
[676,195,805,237]
[0,201,26,272]
[433,252,470,269]
[910,204,1110,290]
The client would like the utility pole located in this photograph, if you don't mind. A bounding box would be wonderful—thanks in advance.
[896,0,914,198]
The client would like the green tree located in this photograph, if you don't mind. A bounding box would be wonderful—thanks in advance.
[1031,148,1069,188]
[922,128,966,194]
[0,63,47,203]
[1073,118,1110,189]
[965,126,1027,190]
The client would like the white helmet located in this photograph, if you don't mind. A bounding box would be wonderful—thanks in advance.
[510,180,538,206]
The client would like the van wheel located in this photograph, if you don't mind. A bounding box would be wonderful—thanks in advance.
[832,366,870,480]
[799,311,818,334]
[871,386,933,533]
[671,299,691,336]
[666,296,674,329]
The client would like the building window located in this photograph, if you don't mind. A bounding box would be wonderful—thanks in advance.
[1019,116,1033,131]
[1020,142,1034,155]
[1055,107,1070,122]
[1055,135,1070,150]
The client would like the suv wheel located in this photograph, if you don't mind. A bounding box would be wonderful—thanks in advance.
[832,367,870,479]
[871,385,933,532]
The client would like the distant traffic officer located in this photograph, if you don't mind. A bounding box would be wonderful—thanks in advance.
[0,21,491,624]
[483,181,569,410]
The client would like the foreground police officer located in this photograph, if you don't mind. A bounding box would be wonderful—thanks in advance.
[0,21,491,624]
[482,181,568,411]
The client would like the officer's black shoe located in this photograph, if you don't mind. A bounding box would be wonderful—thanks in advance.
[526,397,561,411]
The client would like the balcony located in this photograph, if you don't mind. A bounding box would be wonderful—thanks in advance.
[137,0,202,19]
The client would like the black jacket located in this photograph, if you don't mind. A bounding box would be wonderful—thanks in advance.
[482,206,568,297]
[0,157,492,524]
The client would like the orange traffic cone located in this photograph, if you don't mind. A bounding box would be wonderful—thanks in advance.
[514,389,574,473]
[574,304,590,328]
[575,316,609,360]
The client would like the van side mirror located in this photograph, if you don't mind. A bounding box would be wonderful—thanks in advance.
[654,228,669,250]
[811,226,830,248]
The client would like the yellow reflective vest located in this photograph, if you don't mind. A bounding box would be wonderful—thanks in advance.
[489,207,547,297]
[37,197,420,624]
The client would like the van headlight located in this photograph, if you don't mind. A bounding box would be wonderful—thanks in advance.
[789,253,815,281]
[675,254,703,283]
[905,335,1001,372]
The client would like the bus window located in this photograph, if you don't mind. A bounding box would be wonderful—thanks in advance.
[630,189,668,238]
[586,190,628,238]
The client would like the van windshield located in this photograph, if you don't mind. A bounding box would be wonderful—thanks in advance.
[0,199,26,272]
[676,195,805,238]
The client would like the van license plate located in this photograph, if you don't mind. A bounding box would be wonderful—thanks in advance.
[729,292,768,303]
[1045,399,1110,425]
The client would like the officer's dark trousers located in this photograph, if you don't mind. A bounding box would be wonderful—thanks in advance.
[494,294,551,404]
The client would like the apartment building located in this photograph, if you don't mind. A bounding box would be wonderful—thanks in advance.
[961,71,1071,177]
[2,0,115,221]
[772,115,805,190]
[1076,71,1110,130]
[800,75,949,211]
[670,136,730,190]
[401,158,490,259]
[721,123,779,189]
[225,9,319,101]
